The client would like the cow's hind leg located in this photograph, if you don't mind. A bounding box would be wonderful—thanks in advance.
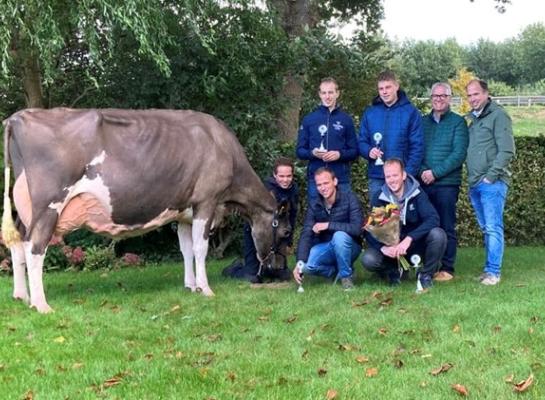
[11,242,29,303]
[192,218,214,296]
[177,222,196,292]
[23,241,51,313]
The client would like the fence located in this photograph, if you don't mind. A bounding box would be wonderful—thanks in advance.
[419,95,545,107]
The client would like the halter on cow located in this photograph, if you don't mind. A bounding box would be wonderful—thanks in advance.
[2,108,291,313]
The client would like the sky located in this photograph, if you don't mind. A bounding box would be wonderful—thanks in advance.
[380,0,545,45]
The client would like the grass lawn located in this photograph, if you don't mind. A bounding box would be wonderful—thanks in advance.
[1,246,544,399]
[506,106,545,137]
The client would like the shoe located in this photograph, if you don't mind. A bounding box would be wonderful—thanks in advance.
[388,269,401,286]
[475,272,487,282]
[222,259,244,277]
[246,274,263,284]
[416,273,433,294]
[341,277,355,291]
[433,271,454,282]
[480,273,500,286]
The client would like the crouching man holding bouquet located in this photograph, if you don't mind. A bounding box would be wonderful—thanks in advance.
[361,158,447,291]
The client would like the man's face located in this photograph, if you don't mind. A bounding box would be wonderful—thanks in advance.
[466,82,489,111]
[315,171,337,201]
[319,82,339,110]
[384,162,406,197]
[431,86,451,115]
[378,79,399,107]
[273,165,294,189]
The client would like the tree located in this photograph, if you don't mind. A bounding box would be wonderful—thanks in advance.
[0,0,173,108]
[517,23,545,84]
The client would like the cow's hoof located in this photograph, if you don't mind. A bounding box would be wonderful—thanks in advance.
[197,287,215,297]
[184,285,197,292]
[30,303,54,314]
[13,293,30,304]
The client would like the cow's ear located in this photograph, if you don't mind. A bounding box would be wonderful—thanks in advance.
[278,199,290,215]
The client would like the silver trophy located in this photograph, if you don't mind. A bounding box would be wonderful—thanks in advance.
[297,263,305,293]
[410,254,424,293]
[318,125,327,152]
[373,132,384,165]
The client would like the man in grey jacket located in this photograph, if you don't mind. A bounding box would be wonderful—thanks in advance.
[466,79,515,286]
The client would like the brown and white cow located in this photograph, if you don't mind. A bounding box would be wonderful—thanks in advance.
[2,108,290,313]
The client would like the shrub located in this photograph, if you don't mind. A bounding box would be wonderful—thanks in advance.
[83,244,116,271]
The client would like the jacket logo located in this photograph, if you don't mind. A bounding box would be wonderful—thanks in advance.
[409,204,415,211]
[333,121,343,131]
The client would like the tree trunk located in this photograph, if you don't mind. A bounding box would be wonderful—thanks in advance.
[269,0,316,142]
[21,49,45,108]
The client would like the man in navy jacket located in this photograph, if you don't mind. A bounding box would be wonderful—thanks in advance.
[361,158,446,291]
[359,70,424,202]
[296,77,358,202]
[293,168,363,291]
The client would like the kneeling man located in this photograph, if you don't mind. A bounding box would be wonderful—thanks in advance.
[361,158,446,290]
[293,167,363,291]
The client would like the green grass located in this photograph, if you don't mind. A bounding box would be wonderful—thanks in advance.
[1,247,545,399]
[506,106,545,137]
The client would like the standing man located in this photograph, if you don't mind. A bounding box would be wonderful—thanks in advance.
[361,159,446,290]
[466,79,515,286]
[296,77,358,202]
[222,157,299,283]
[420,82,469,282]
[359,70,424,202]
[293,168,363,291]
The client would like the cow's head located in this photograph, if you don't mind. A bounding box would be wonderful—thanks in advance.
[252,200,291,272]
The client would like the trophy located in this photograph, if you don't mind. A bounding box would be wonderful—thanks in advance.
[410,254,424,293]
[318,125,327,152]
[373,132,384,165]
[296,262,305,293]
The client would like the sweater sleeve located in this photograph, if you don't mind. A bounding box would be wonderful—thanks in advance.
[296,120,313,161]
[296,207,316,262]
[405,109,424,177]
[338,116,358,162]
[358,110,372,161]
[404,193,439,242]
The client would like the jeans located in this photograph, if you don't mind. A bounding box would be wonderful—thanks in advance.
[361,227,447,277]
[308,181,351,204]
[423,185,460,273]
[303,231,362,279]
[469,180,508,277]
[368,178,385,203]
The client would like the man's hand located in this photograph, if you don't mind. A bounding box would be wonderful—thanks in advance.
[421,170,435,185]
[380,245,397,258]
[394,236,413,257]
[293,265,303,284]
[312,148,327,159]
[312,222,329,234]
[369,147,383,160]
[322,150,340,162]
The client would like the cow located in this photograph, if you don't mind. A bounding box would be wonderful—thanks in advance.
[1,108,291,313]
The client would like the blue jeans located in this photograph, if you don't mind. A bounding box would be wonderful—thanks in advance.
[469,180,508,277]
[423,185,460,273]
[368,178,385,203]
[303,231,362,279]
[307,181,351,204]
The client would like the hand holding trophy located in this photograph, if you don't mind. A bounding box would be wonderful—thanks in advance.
[373,132,384,166]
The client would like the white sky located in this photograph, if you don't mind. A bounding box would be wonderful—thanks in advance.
[381,0,545,45]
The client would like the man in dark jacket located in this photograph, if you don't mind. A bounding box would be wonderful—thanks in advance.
[361,158,446,291]
[222,157,299,283]
[296,77,358,202]
[420,82,469,282]
[359,70,424,202]
[293,167,363,291]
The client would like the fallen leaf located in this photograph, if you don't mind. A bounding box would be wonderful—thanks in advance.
[513,373,534,392]
[72,363,84,369]
[530,316,539,323]
[170,305,181,313]
[206,334,222,342]
[326,389,338,399]
[73,298,85,305]
[365,367,378,377]
[370,291,383,299]
[23,390,33,400]
[53,336,66,344]
[318,367,328,376]
[430,363,453,376]
[378,327,388,336]
[301,350,309,359]
[493,325,502,333]
[451,383,469,396]
[227,371,236,382]
[421,353,432,358]
[528,327,534,334]
[402,329,415,335]
[452,324,461,333]
[351,299,370,307]
[355,355,369,364]
[393,359,404,368]
[285,315,298,323]
[504,374,514,383]
[103,371,129,388]
[258,316,269,321]
[34,367,45,376]
[420,381,428,388]
[338,343,356,352]
[144,353,154,361]
[56,365,67,372]
[380,297,393,306]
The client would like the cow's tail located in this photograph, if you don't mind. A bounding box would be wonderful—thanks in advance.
[2,119,21,246]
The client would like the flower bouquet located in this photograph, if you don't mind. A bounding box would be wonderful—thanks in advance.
[363,203,410,270]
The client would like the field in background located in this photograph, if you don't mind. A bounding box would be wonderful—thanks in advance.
[506,106,545,137]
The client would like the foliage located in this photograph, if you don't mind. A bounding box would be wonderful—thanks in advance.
[1,248,545,398]
[487,80,516,96]
[83,244,116,271]
[517,23,545,84]
[448,67,475,115]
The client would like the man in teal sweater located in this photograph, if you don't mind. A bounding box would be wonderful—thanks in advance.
[420,82,468,281]
[466,79,515,286]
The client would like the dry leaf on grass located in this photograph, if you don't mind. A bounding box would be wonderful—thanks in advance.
[227,371,236,382]
[452,324,461,333]
[23,390,33,400]
[318,368,328,376]
[393,359,404,368]
[513,373,534,392]
[351,299,370,307]
[53,336,66,344]
[378,327,388,336]
[504,374,514,383]
[430,363,453,376]
[103,371,129,388]
[451,383,469,396]
[326,389,338,399]
[355,355,369,364]
[285,315,298,324]
[365,367,378,377]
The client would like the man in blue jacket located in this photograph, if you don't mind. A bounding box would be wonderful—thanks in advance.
[361,158,446,291]
[296,77,358,202]
[293,167,363,291]
[222,157,299,283]
[359,70,424,202]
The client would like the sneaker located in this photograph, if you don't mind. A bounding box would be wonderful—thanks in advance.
[480,273,500,286]
[433,271,454,282]
[341,277,355,291]
[475,272,487,282]
[416,273,433,294]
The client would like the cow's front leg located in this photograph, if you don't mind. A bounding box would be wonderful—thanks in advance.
[11,242,29,303]
[177,222,196,292]
[23,242,52,313]
[192,218,214,296]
